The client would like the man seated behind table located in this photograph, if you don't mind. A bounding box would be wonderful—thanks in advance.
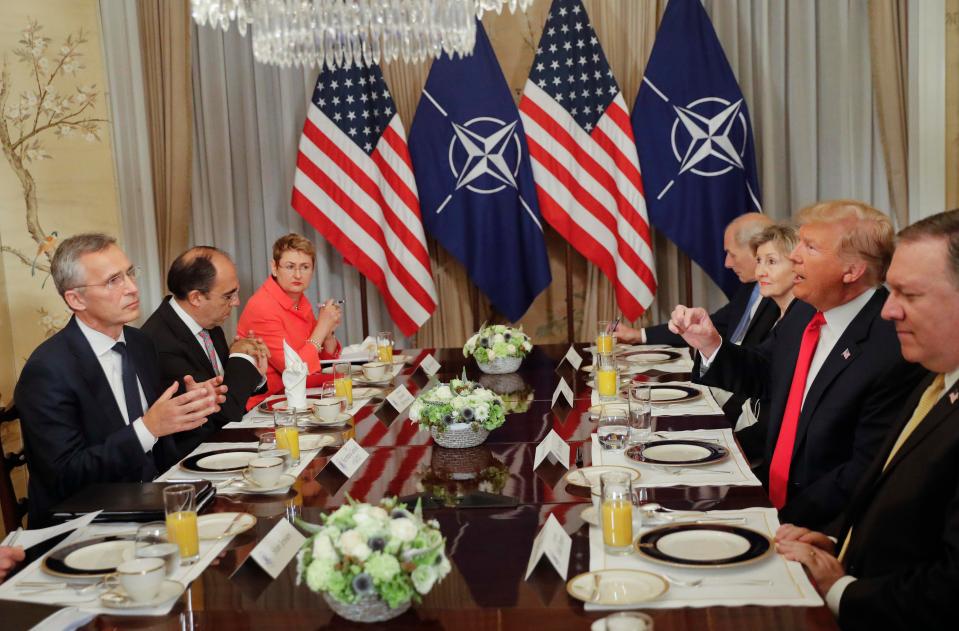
[615,212,777,346]
[668,201,925,529]
[775,209,959,631]
[15,234,224,526]
[141,247,269,456]
[238,233,343,409]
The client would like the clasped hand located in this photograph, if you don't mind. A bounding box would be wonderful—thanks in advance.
[142,375,227,438]
[774,523,845,596]
[667,305,723,357]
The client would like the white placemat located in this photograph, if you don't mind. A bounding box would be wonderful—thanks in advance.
[590,429,762,488]
[225,396,371,428]
[585,507,823,609]
[157,441,317,481]
[591,382,723,417]
[0,520,236,616]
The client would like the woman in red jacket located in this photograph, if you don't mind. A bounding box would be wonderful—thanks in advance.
[238,233,342,409]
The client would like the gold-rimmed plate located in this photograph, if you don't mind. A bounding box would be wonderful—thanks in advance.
[620,349,683,365]
[563,465,641,491]
[566,569,668,605]
[636,524,771,568]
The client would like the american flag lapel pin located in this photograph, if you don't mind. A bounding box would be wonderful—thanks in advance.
[950,390,958,405]
[841,348,851,360]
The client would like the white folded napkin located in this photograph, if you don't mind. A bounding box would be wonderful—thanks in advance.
[339,336,377,361]
[282,340,308,410]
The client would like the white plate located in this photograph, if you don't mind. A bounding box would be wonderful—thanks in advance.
[655,529,752,561]
[623,352,675,363]
[197,512,257,540]
[566,569,668,605]
[649,387,692,402]
[63,540,136,572]
[563,466,640,490]
[642,443,713,463]
[228,473,296,494]
[195,451,259,471]
[101,579,185,609]
[299,434,336,450]
[587,403,629,418]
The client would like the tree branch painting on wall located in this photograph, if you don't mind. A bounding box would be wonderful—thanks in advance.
[0,19,106,282]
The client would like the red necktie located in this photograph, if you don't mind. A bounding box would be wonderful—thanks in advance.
[768,311,826,509]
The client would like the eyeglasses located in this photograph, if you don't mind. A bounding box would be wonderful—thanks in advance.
[70,265,141,291]
[277,263,313,274]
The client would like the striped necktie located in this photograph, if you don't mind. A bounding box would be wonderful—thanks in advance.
[198,329,220,375]
[837,374,946,562]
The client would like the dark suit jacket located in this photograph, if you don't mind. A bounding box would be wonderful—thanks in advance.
[15,317,177,526]
[140,296,262,456]
[700,287,926,529]
[646,282,776,347]
[825,371,959,631]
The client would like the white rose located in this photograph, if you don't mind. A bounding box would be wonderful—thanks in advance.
[408,400,423,422]
[338,529,369,559]
[475,402,490,421]
[522,341,532,351]
[450,397,467,410]
[312,534,337,562]
[506,345,516,355]
[389,517,418,543]
[493,333,505,344]
[487,350,497,360]
[432,385,453,401]
[368,506,389,522]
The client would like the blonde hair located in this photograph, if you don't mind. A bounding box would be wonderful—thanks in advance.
[749,224,798,258]
[272,233,316,263]
[795,200,894,283]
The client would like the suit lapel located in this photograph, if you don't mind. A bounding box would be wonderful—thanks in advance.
[881,381,959,476]
[64,317,128,432]
[159,298,217,377]
[791,290,886,456]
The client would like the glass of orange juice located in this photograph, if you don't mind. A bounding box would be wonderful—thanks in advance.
[333,361,353,406]
[274,411,301,465]
[597,321,615,354]
[600,471,635,555]
[376,331,394,363]
[595,352,619,401]
[163,484,199,564]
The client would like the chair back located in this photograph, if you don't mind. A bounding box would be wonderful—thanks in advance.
[0,403,28,532]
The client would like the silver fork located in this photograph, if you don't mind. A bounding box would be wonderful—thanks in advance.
[664,574,772,587]
[653,465,730,476]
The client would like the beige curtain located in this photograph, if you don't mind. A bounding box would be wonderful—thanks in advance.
[138,0,193,278]
[868,0,909,228]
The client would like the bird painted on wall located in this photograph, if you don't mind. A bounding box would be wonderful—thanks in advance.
[31,231,58,276]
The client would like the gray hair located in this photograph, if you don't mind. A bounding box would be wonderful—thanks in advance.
[728,212,773,246]
[51,233,117,296]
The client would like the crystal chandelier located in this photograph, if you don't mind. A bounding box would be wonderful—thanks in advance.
[191,0,534,69]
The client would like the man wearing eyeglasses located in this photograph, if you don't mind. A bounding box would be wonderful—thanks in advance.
[15,233,226,526]
[141,247,269,455]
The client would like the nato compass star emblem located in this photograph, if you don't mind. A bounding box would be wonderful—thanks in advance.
[642,78,761,210]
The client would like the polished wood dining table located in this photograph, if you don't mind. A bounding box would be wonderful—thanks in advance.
[7,345,840,630]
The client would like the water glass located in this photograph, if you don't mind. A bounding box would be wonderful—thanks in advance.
[597,404,629,451]
[163,484,199,565]
[597,320,615,354]
[628,385,654,445]
[595,352,619,401]
[376,331,394,363]
[600,471,635,555]
[274,411,301,465]
[257,430,291,468]
[333,361,353,406]
[134,522,180,576]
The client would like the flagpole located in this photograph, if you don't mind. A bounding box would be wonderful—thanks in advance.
[359,275,370,339]
[565,242,574,345]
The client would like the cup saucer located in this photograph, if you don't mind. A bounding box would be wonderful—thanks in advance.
[100,579,184,609]
[231,473,296,494]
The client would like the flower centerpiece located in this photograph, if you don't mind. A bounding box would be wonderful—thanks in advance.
[409,376,506,448]
[296,497,451,623]
[463,324,532,374]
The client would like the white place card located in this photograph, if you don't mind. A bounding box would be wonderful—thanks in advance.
[0,510,102,550]
[524,513,571,580]
[419,353,441,376]
[386,384,415,412]
[561,345,583,371]
[534,429,571,470]
[249,518,307,579]
[329,438,370,478]
[551,377,574,408]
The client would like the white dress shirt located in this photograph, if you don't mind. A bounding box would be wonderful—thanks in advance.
[826,366,959,614]
[168,298,262,382]
[75,317,157,453]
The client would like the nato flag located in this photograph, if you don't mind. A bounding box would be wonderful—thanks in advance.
[632,0,762,297]
[408,22,551,322]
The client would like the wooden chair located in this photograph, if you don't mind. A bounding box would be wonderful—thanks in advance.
[0,402,28,533]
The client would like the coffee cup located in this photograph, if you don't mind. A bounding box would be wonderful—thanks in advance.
[313,397,343,422]
[245,456,284,487]
[361,361,388,381]
[115,557,165,602]
[257,447,291,469]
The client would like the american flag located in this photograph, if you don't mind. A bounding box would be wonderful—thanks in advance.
[519,0,656,319]
[292,64,437,335]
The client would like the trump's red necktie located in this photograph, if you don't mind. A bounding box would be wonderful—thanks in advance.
[768,311,827,509]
